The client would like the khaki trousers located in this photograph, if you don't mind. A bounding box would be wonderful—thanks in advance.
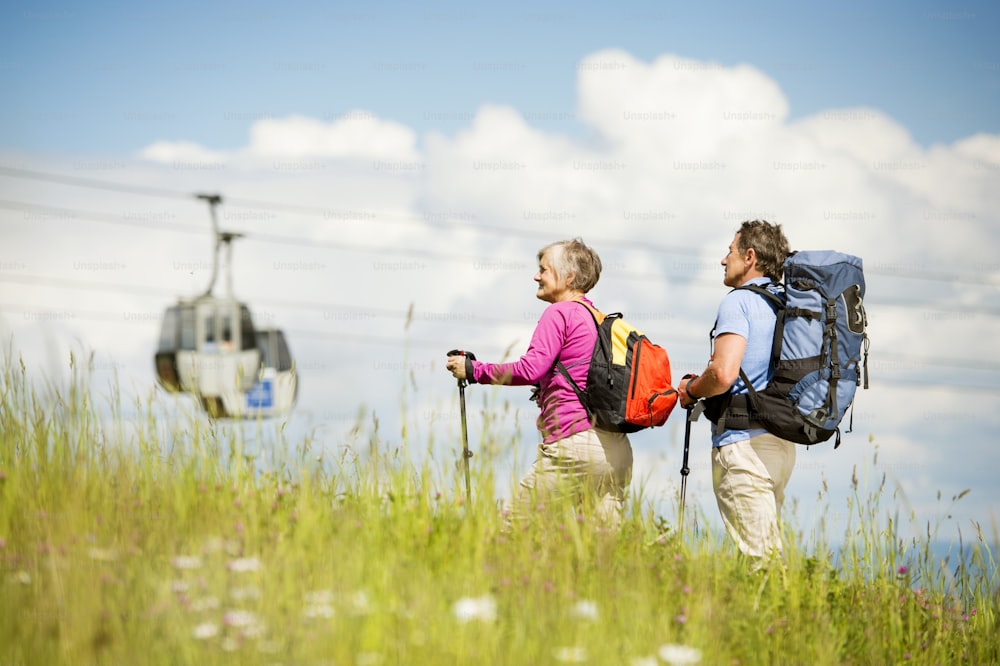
[511,428,633,527]
[712,433,796,560]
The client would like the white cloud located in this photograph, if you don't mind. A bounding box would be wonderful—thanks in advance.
[138,112,420,165]
[139,140,228,165]
[245,112,419,161]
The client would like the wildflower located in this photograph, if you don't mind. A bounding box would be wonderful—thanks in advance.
[453,595,497,623]
[223,609,260,628]
[896,565,908,577]
[14,571,31,585]
[172,555,203,570]
[193,622,219,640]
[570,600,599,621]
[675,614,687,625]
[303,590,336,620]
[658,643,702,665]
[554,646,587,663]
[304,602,335,620]
[227,557,262,573]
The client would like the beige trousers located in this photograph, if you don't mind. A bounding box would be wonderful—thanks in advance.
[712,433,796,561]
[510,428,633,527]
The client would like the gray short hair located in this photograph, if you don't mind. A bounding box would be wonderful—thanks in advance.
[538,238,602,293]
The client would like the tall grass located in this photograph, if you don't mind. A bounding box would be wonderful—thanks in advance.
[1,355,997,665]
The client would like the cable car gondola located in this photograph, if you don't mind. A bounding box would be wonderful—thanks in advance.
[154,194,298,419]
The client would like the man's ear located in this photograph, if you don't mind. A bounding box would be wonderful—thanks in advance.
[745,247,757,266]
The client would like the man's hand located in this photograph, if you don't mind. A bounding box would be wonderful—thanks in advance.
[678,374,698,409]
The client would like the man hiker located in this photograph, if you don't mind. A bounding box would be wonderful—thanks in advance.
[678,220,796,566]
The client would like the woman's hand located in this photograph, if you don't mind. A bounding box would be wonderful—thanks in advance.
[446,354,468,380]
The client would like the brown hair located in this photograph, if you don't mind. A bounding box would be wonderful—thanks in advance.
[737,220,791,280]
[538,238,602,293]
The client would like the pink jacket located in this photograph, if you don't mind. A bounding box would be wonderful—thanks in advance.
[470,298,596,443]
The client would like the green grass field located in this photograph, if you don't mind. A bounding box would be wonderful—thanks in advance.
[1,355,997,665]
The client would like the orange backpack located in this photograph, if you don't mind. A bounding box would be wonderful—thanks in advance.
[556,300,679,433]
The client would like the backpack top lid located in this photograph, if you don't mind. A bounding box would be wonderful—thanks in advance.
[787,249,863,269]
[785,250,865,298]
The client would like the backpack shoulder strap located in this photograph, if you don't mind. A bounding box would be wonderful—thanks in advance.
[554,299,603,411]
[733,282,784,308]
[570,298,606,326]
[731,282,786,370]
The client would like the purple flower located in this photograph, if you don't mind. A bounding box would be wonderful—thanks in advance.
[896,565,908,576]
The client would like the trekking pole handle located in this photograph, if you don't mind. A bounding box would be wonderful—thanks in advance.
[447,349,477,388]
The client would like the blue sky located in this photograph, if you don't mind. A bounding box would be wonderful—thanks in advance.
[2,0,998,154]
[1,0,999,551]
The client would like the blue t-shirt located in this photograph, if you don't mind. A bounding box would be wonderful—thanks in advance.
[711,277,782,448]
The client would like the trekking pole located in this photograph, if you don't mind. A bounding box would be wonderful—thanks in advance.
[679,401,704,532]
[447,350,476,501]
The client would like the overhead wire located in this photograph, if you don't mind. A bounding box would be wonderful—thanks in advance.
[2,164,998,286]
[3,273,999,375]
[4,302,999,396]
[3,197,1000,311]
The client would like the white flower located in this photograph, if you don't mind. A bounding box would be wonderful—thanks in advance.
[570,600,599,621]
[223,610,259,628]
[227,557,262,573]
[452,595,497,623]
[303,603,335,620]
[554,646,587,663]
[15,571,31,585]
[193,622,219,640]
[172,555,203,570]
[658,643,702,665]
